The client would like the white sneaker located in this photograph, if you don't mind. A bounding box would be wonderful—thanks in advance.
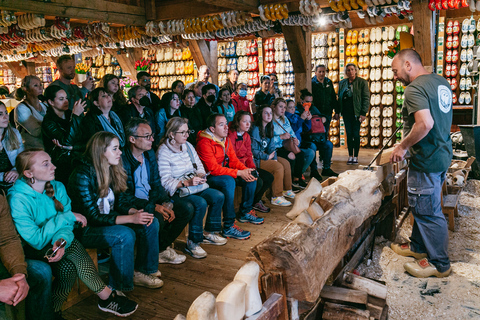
[282,190,296,199]
[133,271,164,288]
[185,240,207,259]
[158,247,186,264]
[202,232,228,246]
[271,196,292,206]
[150,270,161,278]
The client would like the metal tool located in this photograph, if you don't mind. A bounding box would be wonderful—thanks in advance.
[364,123,403,171]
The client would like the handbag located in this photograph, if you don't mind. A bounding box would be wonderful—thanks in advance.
[275,119,301,154]
[177,143,209,197]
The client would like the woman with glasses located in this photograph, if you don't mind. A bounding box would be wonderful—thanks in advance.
[155,92,181,142]
[8,149,138,318]
[157,117,226,259]
[68,132,163,294]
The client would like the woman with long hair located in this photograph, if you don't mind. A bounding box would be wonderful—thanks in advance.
[101,74,128,113]
[214,88,236,123]
[8,149,138,318]
[0,102,23,190]
[14,75,47,148]
[157,117,226,258]
[42,85,85,185]
[155,91,181,141]
[227,111,273,212]
[251,105,294,206]
[68,132,163,293]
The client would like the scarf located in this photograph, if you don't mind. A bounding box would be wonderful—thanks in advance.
[97,111,126,147]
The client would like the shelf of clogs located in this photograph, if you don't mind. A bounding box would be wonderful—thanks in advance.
[35,64,54,89]
[218,39,260,101]
[329,24,411,149]
[264,37,295,99]
[311,31,340,146]
[444,17,476,106]
[87,53,122,82]
[0,68,18,93]
[143,47,195,98]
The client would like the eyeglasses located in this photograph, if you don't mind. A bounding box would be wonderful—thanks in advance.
[134,134,154,140]
[44,239,67,259]
[174,130,193,136]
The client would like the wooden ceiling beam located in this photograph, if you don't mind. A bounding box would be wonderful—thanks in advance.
[155,1,230,20]
[0,0,146,26]
[192,0,259,12]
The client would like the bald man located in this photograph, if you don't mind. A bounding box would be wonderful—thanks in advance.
[390,49,453,278]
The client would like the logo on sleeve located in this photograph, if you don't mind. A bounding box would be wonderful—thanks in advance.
[438,85,452,114]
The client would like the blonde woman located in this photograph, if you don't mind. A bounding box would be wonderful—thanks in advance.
[0,101,23,189]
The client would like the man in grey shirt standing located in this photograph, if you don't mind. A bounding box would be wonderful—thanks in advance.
[390,49,453,278]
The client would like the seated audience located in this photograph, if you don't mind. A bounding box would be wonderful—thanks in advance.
[157,117,226,258]
[251,105,294,206]
[231,83,251,114]
[195,84,217,126]
[0,102,23,190]
[155,92,181,142]
[254,76,274,111]
[214,88,236,123]
[172,80,185,97]
[68,132,163,292]
[42,86,85,185]
[272,98,314,189]
[102,74,128,114]
[81,87,125,148]
[9,149,137,317]
[180,89,203,146]
[196,113,262,240]
[227,111,273,213]
[117,122,192,265]
[14,75,47,148]
[0,194,54,320]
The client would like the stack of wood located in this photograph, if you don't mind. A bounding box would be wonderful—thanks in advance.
[321,272,388,320]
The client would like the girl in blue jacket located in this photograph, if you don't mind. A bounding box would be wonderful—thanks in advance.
[8,149,137,318]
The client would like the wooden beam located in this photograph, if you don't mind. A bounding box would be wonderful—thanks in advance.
[0,0,146,26]
[245,293,285,320]
[323,302,370,320]
[341,273,387,300]
[145,0,156,21]
[209,41,218,85]
[5,62,28,79]
[321,286,368,306]
[260,272,289,320]
[106,48,142,81]
[412,0,435,70]
[155,1,230,20]
[189,40,208,68]
[192,0,259,12]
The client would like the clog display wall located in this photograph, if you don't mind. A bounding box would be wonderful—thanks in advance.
[35,64,54,89]
[218,39,259,101]
[88,53,123,82]
[0,68,18,93]
[264,37,295,99]
[143,47,195,98]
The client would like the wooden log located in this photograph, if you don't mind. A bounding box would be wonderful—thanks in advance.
[250,170,383,302]
[375,147,395,166]
[322,302,370,320]
[367,303,384,320]
[260,272,288,320]
[321,286,368,306]
[342,273,387,300]
[245,293,284,320]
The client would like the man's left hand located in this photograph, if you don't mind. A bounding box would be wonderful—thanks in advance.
[13,274,29,306]
[390,143,407,163]
[82,76,95,91]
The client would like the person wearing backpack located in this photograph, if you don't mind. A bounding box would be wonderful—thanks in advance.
[296,90,337,178]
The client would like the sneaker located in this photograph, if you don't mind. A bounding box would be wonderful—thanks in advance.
[347,156,354,165]
[391,243,428,260]
[158,247,187,264]
[404,258,452,278]
[253,200,271,213]
[203,231,228,245]
[150,270,162,277]
[322,168,339,177]
[292,184,303,192]
[98,290,138,317]
[310,169,323,181]
[222,223,251,240]
[292,179,307,189]
[133,271,164,288]
[185,240,207,259]
[282,190,295,199]
[352,157,359,164]
[238,210,264,225]
[271,196,292,206]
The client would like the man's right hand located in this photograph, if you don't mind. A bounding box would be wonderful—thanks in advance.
[0,276,20,305]
[237,168,256,182]
[155,204,175,223]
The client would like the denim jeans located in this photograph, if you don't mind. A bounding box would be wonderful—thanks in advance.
[26,259,54,320]
[172,188,224,243]
[302,140,334,171]
[207,175,256,228]
[78,219,160,291]
[407,168,450,272]
[300,147,315,173]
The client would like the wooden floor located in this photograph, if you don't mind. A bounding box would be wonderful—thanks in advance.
[63,148,380,320]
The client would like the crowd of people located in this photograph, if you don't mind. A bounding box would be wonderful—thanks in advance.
[0,54,346,319]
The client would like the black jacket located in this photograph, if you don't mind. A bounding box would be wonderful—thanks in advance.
[80,105,125,149]
[117,103,156,138]
[42,107,83,184]
[311,76,338,117]
[254,90,274,108]
[195,97,215,129]
[67,157,120,226]
[180,105,203,145]
[147,90,162,114]
[117,148,169,215]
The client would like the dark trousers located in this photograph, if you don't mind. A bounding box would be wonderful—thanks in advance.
[255,168,274,203]
[343,114,361,157]
[277,147,305,179]
[156,200,193,251]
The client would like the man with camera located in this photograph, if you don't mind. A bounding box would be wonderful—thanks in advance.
[196,114,263,240]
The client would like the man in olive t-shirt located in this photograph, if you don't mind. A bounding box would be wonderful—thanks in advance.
[390,49,452,278]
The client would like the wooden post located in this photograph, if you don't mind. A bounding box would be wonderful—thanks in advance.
[412,0,435,71]
[260,272,289,320]
[25,62,36,76]
[209,41,218,85]
[282,26,311,100]
[188,40,218,85]
[145,0,156,21]
[106,48,141,81]
[5,62,28,79]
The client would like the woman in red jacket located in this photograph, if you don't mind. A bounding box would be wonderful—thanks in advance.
[227,111,273,213]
